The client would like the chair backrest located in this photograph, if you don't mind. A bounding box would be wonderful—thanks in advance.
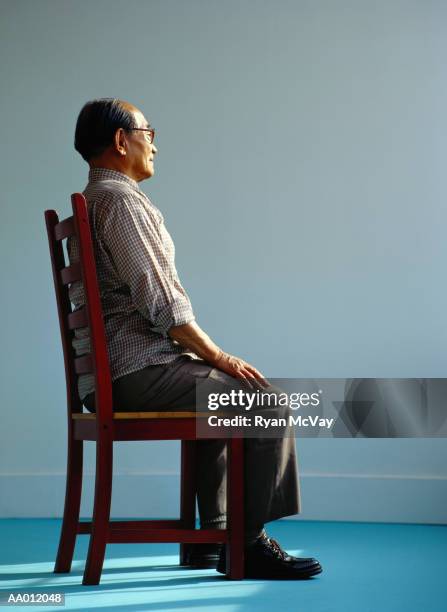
[45,193,113,425]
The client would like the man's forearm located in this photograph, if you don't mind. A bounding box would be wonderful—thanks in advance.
[168,321,223,365]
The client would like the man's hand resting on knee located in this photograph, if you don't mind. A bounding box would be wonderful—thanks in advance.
[168,321,268,388]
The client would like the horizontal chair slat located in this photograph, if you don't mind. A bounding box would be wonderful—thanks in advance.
[78,520,186,534]
[68,307,88,330]
[74,354,94,374]
[54,216,75,241]
[108,528,228,544]
[73,418,199,441]
[72,411,210,419]
[61,263,81,285]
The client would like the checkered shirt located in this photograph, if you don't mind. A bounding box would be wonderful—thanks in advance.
[67,167,196,401]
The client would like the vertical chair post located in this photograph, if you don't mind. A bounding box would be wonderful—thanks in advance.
[54,437,83,573]
[82,436,114,585]
[71,193,115,585]
[179,440,197,565]
[45,209,86,575]
[226,437,244,579]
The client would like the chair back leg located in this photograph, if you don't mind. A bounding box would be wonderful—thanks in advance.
[54,438,83,573]
[83,438,113,585]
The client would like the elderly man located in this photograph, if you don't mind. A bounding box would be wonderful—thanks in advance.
[68,98,322,579]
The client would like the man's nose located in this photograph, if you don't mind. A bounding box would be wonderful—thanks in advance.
[152,144,158,155]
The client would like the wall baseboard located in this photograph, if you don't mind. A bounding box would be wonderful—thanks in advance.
[0,473,445,523]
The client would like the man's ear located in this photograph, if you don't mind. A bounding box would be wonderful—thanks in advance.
[114,128,127,156]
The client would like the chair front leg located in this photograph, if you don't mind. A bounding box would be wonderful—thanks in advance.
[179,440,197,565]
[83,437,113,585]
[226,437,244,579]
[54,437,83,573]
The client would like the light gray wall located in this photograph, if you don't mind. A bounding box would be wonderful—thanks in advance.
[1,0,446,522]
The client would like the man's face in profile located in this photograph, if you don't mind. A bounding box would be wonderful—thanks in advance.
[121,103,157,182]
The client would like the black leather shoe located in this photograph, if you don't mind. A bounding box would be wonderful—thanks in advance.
[183,543,221,568]
[217,534,322,579]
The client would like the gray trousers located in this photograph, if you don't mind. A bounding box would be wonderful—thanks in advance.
[83,355,301,531]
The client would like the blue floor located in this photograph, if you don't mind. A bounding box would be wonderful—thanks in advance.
[0,519,446,612]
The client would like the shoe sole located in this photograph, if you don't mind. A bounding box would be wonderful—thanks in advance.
[244,565,323,580]
[217,564,323,579]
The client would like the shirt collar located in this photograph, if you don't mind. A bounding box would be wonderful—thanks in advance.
[87,167,141,192]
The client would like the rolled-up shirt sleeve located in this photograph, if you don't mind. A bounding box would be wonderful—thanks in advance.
[101,193,195,336]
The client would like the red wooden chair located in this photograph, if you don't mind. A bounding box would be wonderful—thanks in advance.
[44,193,244,585]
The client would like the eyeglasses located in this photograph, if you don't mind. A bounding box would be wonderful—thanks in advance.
[128,127,155,144]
